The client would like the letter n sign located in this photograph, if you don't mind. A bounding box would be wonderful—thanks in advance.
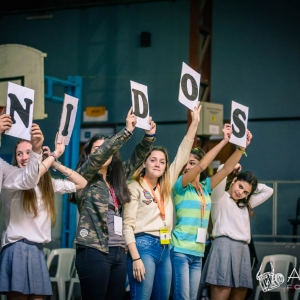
[57,94,79,145]
[229,101,249,148]
[179,62,201,111]
[5,82,34,140]
[130,80,150,130]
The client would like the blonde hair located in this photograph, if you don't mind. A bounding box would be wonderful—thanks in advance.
[14,140,56,227]
[132,146,171,202]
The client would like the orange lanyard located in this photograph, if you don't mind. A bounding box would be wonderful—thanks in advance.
[143,177,165,221]
[195,182,206,226]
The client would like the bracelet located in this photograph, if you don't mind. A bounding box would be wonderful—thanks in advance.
[238,147,247,157]
[49,152,58,161]
[124,127,133,135]
[41,162,48,172]
[132,257,141,262]
[66,169,74,178]
[145,133,156,137]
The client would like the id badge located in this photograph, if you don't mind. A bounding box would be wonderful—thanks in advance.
[114,216,123,236]
[159,228,170,244]
[196,228,207,243]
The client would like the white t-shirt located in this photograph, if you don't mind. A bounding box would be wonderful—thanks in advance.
[1,178,76,248]
[211,165,273,244]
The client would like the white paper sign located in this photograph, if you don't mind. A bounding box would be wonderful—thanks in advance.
[130,81,150,130]
[57,94,79,145]
[179,62,201,111]
[5,82,34,140]
[229,101,249,148]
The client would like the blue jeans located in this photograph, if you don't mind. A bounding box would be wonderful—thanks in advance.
[171,248,202,300]
[127,234,172,300]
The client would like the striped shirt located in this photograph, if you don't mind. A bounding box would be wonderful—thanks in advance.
[171,175,211,257]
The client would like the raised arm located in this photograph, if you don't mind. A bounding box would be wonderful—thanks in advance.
[181,124,231,188]
[249,183,273,208]
[169,104,201,186]
[77,107,136,181]
[0,114,12,135]
[123,116,156,179]
[210,129,252,190]
[2,123,44,191]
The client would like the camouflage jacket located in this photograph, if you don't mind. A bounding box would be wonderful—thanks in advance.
[74,128,154,253]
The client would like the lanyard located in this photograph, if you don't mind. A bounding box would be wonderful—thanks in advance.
[108,186,119,212]
[195,182,206,226]
[143,177,165,222]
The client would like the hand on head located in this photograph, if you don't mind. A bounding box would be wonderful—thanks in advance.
[145,116,156,135]
[190,102,201,125]
[233,163,242,175]
[31,124,44,154]
[0,114,12,134]
[126,107,137,133]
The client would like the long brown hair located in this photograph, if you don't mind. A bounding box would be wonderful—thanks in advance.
[132,146,171,202]
[14,140,56,226]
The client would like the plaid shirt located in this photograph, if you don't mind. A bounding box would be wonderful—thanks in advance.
[74,128,154,253]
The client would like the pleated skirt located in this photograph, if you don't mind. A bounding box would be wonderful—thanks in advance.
[0,240,53,295]
[200,236,253,289]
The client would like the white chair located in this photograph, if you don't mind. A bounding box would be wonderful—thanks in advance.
[67,265,81,300]
[47,248,76,300]
[43,247,51,260]
[254,254,297,300]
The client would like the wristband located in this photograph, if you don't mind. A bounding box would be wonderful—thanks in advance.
[145,133,156,137]
[237,147,247,157]
[132,257,141,262]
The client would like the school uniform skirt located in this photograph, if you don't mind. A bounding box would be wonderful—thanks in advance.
[200,236,253,289]
[0,240,53,295]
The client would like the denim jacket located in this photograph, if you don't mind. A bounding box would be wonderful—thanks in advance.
[74,128,154,253]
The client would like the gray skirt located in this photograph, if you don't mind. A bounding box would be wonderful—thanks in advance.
[201,236,253,289]
[0,240,53,295]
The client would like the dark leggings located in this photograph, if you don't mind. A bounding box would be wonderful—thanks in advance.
[75,245,127,300]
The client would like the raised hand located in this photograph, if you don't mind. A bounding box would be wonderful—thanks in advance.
[222,124,232,142]
[190,102,201,125]
[145,116,156,136]
[0,114,13,134]
[126,107,137,133]
[245,129,252,147]
[54,135,65,159]
[31,124,44,154]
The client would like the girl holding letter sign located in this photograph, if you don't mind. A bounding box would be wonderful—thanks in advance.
[122,105,201,300]
[0,135,87,299]
[72,107,156,300]
[171,123,233,300]
[200,131,273,300]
